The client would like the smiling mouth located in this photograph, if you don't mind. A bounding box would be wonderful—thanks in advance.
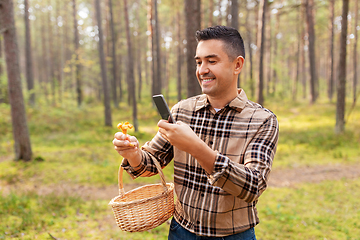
[202,78,215,83]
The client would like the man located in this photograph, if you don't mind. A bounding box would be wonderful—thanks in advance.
[113,26,279,239]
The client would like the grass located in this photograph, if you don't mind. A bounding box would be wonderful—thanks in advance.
[0,96,360,239]
[257,178,360,240]
[1,179,359,239]
[270,100,360,168]
[0,191,170,239]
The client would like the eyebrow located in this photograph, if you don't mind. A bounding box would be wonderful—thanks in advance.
[194,54,219,60]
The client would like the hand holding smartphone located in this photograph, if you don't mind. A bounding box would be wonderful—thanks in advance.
[152,94,175,123]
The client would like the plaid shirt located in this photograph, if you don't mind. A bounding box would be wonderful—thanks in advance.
[122,89,279,237]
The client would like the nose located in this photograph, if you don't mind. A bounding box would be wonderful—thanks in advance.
[197,62,209,76]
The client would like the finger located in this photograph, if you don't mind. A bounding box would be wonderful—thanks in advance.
[113,138,120,147]
[128,135,137,142]
[113,138,132,147]
[114,145,137,153]
[158,119,173,130]
[128,136,138,147]
[176,120,184,125]
[114,132,127,140]
[158,128,166,135]
[114,144,135,152]
[157,128,170,143]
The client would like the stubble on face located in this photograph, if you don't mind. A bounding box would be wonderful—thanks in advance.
[196,41,236,94]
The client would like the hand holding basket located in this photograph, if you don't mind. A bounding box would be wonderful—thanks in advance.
[109,159,174,232]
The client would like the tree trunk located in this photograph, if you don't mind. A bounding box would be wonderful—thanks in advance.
[72,0,82,107]
[0,38,3,103]
[335,0,349,134]
[55,0,62,105]
[0,37,2,78]
[24,0,35,107]
[293,6,301,102]
[137,46,142,102]
[272,12,280,95]
[301,25,306,99]
[230,0,240,88]
[95,0,112,127]
[36,12,44,100]
[185,0,202,97]
[136,0,142,101]
[328,0,335,102]
[230,0,238,30]
[217,0,222,25]
[208,0,214,27]
[177,10,182,101]
[117,0,123,102]
[164,50,170,101]
[147,0,157,96]
[154,0,162,95]
[47,0,55,106]
[266,3,271,96]
[353,0,358,104]
[108,0,119,108]
[41,11,50,104]
[226,0,231,26]
[123,0,138,131]
[245,4,254,98]
[305,0,318,104]
[0,0,32,161]
[256,0,267,105]
[301,1,307,99]
[58,0,65,104]
[61,1,70,101]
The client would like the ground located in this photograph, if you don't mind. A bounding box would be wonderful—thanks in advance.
[1,163,360,200]
[268,163,360,187]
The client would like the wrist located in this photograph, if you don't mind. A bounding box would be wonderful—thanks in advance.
[191,139,217,174]
[126,148,143,167]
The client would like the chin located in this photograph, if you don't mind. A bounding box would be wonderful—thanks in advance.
[201,89,214,96]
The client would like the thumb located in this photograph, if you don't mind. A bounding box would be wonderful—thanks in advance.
[176,120,186,126]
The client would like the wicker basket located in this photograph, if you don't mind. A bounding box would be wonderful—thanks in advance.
[109,159,174,232]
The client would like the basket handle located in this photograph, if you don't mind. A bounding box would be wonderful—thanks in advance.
[118,158,168,196]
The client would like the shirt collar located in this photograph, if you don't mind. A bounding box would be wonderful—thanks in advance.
[194,89,248,113]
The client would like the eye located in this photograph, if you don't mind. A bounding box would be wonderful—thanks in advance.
[209,60,216,64]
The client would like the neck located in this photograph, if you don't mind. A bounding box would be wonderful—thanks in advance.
[207,89,238,109]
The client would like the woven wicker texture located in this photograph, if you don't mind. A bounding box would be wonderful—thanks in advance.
[109,159,174,232]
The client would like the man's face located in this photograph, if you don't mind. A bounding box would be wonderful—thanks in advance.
[195,39,240,99]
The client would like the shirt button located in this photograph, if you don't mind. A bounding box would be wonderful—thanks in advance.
[209,141,213,145]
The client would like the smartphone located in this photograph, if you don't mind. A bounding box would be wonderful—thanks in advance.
[152,94,175,123]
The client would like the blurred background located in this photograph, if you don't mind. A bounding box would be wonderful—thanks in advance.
[0,0,359,239]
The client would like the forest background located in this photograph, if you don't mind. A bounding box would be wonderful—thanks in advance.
[0,0,360,239]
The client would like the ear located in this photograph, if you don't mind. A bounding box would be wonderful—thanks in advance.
[234,56,245,75]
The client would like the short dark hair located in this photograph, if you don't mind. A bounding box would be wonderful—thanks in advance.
[195,25,245,60]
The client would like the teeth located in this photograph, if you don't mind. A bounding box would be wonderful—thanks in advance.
[203,78,214,82]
